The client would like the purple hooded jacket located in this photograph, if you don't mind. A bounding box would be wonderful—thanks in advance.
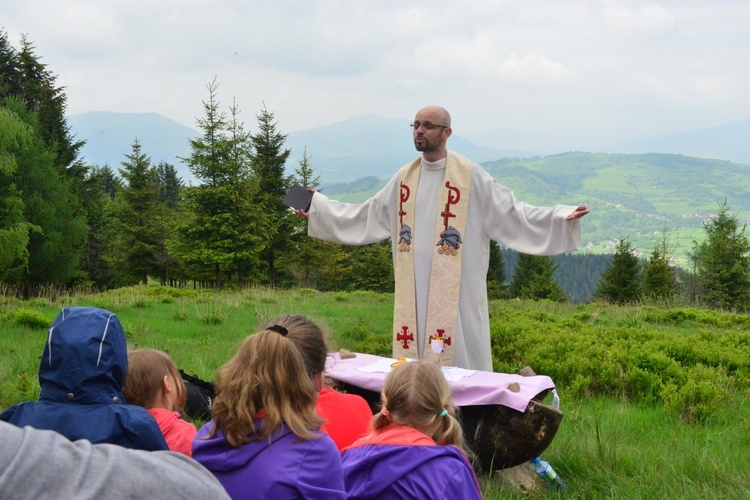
[192,419,345,500]
[342,424,482,500]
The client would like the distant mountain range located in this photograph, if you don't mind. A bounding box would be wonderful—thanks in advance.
[67,112,200,179]
[601,118,750,164]
[66,111,750,263]
[67,111,750,184]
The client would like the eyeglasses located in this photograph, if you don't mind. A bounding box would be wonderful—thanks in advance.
[410,122,448,131]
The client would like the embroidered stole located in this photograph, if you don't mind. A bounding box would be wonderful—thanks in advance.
[392,151,471,366]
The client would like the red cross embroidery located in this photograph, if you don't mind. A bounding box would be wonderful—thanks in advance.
[396,325,414,349]
[440,182,461,230]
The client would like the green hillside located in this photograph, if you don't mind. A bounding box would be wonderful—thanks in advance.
[323,152,750,264]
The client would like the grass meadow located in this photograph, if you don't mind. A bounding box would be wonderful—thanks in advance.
[1,285,749,498]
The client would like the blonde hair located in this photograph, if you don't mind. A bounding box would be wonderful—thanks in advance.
[209,329,322,447]
[123,349,187,409]
[266,315,328,380]
[373,361,467,452]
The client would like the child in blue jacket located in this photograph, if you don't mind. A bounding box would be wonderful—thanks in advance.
[0,307,167,451]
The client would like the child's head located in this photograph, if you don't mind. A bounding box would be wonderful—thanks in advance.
[123,349,187,411]
[373,360,466,450]
[266,315,328,383]
[210,327,322,447]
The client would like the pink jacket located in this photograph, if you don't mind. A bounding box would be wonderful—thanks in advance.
[148,408,197,457]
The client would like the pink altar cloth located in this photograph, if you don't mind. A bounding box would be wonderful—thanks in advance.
[325,352,555,413]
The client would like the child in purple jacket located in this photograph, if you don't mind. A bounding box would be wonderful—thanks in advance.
[342,360,482,499]
[192,326,345,500]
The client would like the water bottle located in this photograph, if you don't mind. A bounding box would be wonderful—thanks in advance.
[532,456,568,492]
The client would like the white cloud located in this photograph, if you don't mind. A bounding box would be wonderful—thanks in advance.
[1,0,748,148]
[600,1,676,35]
[498,54,572,85]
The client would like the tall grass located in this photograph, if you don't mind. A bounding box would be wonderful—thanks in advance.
[1,286,748,498]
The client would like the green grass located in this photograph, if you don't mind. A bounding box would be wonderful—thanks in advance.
[482,397,750,498]
[1,286,749,498]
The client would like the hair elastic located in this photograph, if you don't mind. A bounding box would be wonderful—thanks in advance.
[268,324,288,336]
[439,409,448,417]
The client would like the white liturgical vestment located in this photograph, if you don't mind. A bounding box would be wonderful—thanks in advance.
[308,154,581,371]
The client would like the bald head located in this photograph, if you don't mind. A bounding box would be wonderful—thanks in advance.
[416,106,451,128]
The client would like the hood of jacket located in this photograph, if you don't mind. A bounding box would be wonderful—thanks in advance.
[192,419,292,473]
[38,307,128,405]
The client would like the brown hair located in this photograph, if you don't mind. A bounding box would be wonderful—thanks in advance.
[372,360,467,452]
[208,329,322,447]
[123,349,187,409]
[266,315,328,380]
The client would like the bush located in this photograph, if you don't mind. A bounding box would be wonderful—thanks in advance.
[11,309,50,329]
[661,365,732,424]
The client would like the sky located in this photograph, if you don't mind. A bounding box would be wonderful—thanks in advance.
[3,0,749,152]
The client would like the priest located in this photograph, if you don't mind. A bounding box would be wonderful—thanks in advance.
[296,105,589,371]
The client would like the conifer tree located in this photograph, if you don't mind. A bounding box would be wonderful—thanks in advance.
[642,231,677,300]
[2,97,86,288]
[348,242,394,292]
[692,200,750,310]
[288,148,327,287]
[509,253,567,302]
[0,106,37,282]
[0,34,86,289]
[174,80,266,288]
[80,165,123,288]
[14,35,85,178]
[156,161,184,209]
[595,237,641,304]
[487,241,508,299]
[117,138,164,285]
[250,103,292,287]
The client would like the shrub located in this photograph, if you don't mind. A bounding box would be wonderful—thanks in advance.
[660,365,733,424]
[11,309,50,330]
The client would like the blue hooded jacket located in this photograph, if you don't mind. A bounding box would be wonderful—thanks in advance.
[0,307,167,451]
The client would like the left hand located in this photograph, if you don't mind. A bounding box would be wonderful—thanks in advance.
[566,205,589,221]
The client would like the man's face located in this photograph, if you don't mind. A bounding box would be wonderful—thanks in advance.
[412,111,449,153]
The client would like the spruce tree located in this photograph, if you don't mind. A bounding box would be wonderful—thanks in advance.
[642,231,678,300]
[80,165,123,288]
[288,148,327,287]
[487,241,508,299]
[156,161,184,210]
[0,106,36,282]
[508,253,567,302]
[250,103,292,287]
[117,138,164,285]
[595,237,641,304]
[14,35,84,178]
[174,80,266,288]
[692,200,750,310]
[348,242,394,292]
[2,97,86,288]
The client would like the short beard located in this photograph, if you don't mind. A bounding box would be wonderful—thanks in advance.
[414,140,439,153]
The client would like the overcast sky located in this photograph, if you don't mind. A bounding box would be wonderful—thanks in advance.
[3,0,749,152]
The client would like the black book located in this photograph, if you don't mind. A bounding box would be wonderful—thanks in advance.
[283,184,314,212]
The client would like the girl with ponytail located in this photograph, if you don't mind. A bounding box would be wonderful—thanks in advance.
[342,360,481,499]
[192,327,345,499]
